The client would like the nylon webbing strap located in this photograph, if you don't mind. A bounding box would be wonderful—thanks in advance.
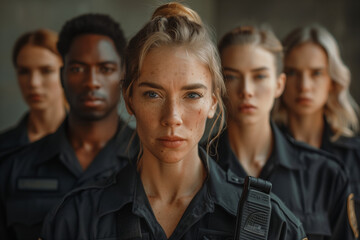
[117,204,142,240]
[234,176,272,240]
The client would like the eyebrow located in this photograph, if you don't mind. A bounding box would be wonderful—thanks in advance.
[138,82,208,90]
[68,60,118,65]
[223,66,269,73]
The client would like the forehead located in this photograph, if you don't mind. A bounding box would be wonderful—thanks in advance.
[285,42,328,68]
[65,34,120,64]
[139,46,212,86]
[17,45,60,67]
[221,44,275,71]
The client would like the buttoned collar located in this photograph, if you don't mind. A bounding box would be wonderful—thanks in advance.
[97,147,240,219]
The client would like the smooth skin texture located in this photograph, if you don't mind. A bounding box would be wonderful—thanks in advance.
[16,45,65,142]
[126,45,217,237]
[221,44,285,177]
[62,34,122,170]
[283,42,332,147]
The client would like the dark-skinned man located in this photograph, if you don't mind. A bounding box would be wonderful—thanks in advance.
[0,14,137,240]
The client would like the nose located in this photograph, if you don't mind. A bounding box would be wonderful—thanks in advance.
[238,76,253,99]
[298,73,312,92]
[84,67,101,89]
[160,98,183,127]
[27,71,42,88]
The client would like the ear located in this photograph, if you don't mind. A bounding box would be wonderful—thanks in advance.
[275,73,286,98]
[207,93,218,119]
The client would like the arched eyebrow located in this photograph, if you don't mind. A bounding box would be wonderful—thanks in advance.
[223,66,269,73]
[138,82,207,90]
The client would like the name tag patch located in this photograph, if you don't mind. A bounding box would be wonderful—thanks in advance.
[17,178,59,191]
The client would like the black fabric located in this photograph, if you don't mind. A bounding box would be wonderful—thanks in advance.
[216,122,353,240]
[41,148,307,240]
[0,113,30,157]
[0,118,138,240]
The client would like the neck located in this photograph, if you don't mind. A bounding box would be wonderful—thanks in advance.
[227,118,273,177]
[288,111,324,148]
[140,146,206,203]
[27,103,66,142]
[67,110,119,148]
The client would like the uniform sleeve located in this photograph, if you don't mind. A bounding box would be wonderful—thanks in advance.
[328,170,355,240]
[41,190,95,240]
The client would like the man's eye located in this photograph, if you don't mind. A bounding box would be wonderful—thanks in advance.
[69,66,82,73]
[100,66,115,74]
[41,68,55,74]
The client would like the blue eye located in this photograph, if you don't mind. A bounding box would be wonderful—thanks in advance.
[144,91,159,98]
[186,92,202,99]
[254,74,267,80]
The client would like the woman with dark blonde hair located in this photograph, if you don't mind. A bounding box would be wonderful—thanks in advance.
[42,3,306,239]
[0,29,66,152]
[216,25,354,239]
[273,25,360,236]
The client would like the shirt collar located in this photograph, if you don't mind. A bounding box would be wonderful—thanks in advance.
[34,117,137,166]
[270,121,305,170]
[98,147,240,218]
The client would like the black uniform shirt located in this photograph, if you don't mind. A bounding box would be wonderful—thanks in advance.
[42,149,307,240]
[0,119,138,240]
[0,114,29,154]
[320,120,360,196]
[216,122,353,240]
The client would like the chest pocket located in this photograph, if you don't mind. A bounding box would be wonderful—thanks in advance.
[299,212,331,238]
[6,196,62,239]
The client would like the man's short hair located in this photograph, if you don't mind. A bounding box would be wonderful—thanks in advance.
[57,13,126,66]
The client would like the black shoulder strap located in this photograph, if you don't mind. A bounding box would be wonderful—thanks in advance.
[234,176,272,240]
[117,203,142,240]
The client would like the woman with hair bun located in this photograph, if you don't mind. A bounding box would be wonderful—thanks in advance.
[42,3,306,239]
[0,29,66,153]
[273,25,360,237]
[216,25,354,239]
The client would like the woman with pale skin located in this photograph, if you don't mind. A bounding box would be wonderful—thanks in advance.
[42,3,306,240]
[216,25,354,239]
[273,24,360,238]
[0,29,66,153]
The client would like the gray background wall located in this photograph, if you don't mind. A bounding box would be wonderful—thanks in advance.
[0,0,359,131]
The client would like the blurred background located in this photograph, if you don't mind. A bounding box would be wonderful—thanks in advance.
[0,0,359,131]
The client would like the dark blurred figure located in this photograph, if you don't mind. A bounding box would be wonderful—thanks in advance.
[215,25,354,239]
[0,29,66,154]
[273,25,360,238]
[0,14,137,240]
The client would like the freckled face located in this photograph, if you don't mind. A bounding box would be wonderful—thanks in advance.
[221,44,284,126]
[16,45,63,110]
[282,42,332,117]
[128,46,217,164]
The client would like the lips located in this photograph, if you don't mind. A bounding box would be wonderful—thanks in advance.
[157,136,185,148]
[27,93,43,101]
[238,103,256,113]
[296,97,312,105]
[80,96,104,107]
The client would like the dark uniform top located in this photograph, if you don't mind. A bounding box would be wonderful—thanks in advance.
[215,122,353,240]
[0,114,29,156]
[281,119,360,238]
[41,148,307,240]
[0,118,138,240]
